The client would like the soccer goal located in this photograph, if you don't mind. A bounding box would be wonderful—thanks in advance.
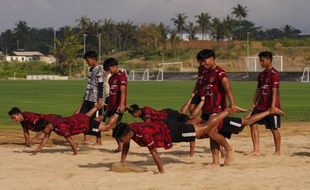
[244,56,283,72]
[158,62,183,72]
[127,68,164,81]
[301,67,310,83]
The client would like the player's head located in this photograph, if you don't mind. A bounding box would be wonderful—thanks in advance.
[127,104,142,117]
[112,122,133,143]
[8,107,23,123]
[258,51,273,68]
[83,51,98,67]
[103,57,118,74]
[196,49,216,69]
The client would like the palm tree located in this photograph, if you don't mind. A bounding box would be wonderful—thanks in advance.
[211,18,225,41]
[13,20,31,50]
[281,25,301,38]
[231,4,248,40]
[195,12,211,40]
[222,15,236,40]
[186,22,198,40]
[155,23,169,61]
[171,13,187,35]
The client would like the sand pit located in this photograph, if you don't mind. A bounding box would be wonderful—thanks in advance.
[0,122,309,190]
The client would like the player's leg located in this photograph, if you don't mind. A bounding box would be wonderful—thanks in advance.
[271,128,281,155]
[209,138,220,166]
[249,124,260,156]
[266,114,281,155]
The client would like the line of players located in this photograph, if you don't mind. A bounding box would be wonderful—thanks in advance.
[8,49,283,173]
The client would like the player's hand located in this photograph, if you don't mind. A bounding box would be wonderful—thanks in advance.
[230,104,237,112]
[200,96,205,101]
[191,93,196,98]
[119,105,126,113]
[270,106,276,115]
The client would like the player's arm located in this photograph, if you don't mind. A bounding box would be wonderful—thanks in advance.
[251,88,261,109]
[30,124,53,152]
[222,77,236,110]
[119,85,127,113]
[121,141,130,162]
[191,96,205,118]
[97,82,104,107]
[180,93,195,114]
[65,136,78,155]
[149,147,164,173]
[22,127,31,147]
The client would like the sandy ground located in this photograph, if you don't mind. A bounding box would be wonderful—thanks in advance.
[0,122,309,190]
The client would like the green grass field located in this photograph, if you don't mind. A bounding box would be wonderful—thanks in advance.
[0,80,309,129]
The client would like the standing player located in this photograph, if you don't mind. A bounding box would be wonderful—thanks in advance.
[77,51,104,145]
[197,49,237,166]
[249,51,282,156]
[103,57,127,152]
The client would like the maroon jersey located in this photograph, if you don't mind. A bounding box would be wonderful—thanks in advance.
[255,68,281,111]
[196,65,208,96]
[202,66,227,114]
[21,112,57,131]
[129,121,172,150]
[107,71,127,111]
[47,113,90,138]
[141,106,168,121]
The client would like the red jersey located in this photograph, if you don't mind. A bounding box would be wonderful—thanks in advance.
[255,67,281,111]
[107,71,127,111]
[129,121,172,150]
[202,66,227,114]
[21,112,58,131]
[196,65,208,96]
[47,113,90,138]
[141,106,168,121]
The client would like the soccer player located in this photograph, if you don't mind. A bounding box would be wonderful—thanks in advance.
[249,51,282,156]
[112,107,284,173]
[77,51,104,145]
[8,104,119,155]
[196,49,237,165]
[103,57,128,152]
[8,107,58,147]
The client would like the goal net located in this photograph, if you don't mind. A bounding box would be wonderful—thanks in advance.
[244,56,283,72]
[127,68,163,81]
[158,62,183,72]
[301,67,310,83]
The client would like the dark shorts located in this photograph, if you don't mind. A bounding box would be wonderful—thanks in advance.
[80,100,103,118]
[104,109,124,122]
[190,94,201,105]
[166,120,196,143]
[251,109,281,129]
[80,100,102,137]
[201,113,213,121]
[219,117,243,139]
[88,119,101,135]
[162,109,182,121]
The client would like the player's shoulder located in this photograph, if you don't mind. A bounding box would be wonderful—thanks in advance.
[270,67,279,75]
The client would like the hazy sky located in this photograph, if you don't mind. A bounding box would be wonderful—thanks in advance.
[0,0,310,34]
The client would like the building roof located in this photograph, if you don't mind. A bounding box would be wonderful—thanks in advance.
[13,51,44,56]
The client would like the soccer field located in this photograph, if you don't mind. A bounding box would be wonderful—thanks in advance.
[0,80,309,128]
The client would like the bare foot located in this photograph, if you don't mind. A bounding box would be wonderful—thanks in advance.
[273,151,281,156]
[274,108,285,116]
[208,162,221,168]
[247,151,261,156]
[113,147,122,153]
[224,150,233,166]
[80,140,92,145]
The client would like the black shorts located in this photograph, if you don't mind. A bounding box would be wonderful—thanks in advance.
[104,109,124,122]
[88,119,101,136]
[80,100,103,118]
[190,94,201,105]
[219,117,243,139]
[166,120,196,143]
[251,109,281,129]
[162,109,182,121]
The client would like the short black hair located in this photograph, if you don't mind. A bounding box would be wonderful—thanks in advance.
[103,57,118,71]
[196,49,215,61]
[258,51,273,61]
[128,104,140,114]
[8,107,21,116]
[83,51,98,60]
[112,122,131,139]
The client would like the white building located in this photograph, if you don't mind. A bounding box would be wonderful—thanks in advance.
[6,51,44,62]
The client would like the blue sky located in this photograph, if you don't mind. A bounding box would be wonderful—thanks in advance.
[0,0,309,34]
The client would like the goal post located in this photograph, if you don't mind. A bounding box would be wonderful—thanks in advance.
[301,67,310,83]
[127,68,163,81]
[244,56,283,72]
[158,62,183,72]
